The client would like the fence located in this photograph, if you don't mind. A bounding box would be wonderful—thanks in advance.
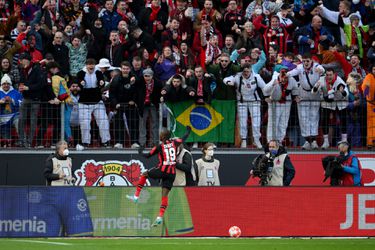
[0,186,374,237]
[0,99,373,149]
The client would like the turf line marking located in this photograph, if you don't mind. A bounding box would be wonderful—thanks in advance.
[10,239,72,246]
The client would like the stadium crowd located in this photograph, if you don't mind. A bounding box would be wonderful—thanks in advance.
[0,0,374,150]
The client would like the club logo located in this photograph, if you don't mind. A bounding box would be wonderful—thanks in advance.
[74,160,150,186]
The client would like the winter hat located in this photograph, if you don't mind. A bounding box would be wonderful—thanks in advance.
[1,74,12,86]
[143,68,154,76]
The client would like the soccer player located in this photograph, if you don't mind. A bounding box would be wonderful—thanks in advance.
[126,126,191,227]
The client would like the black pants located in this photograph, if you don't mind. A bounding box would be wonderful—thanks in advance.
[321,108,347,135]
[113,107,139,144]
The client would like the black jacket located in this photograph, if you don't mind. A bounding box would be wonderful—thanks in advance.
[44,42,70,76]
[76,70,105,104]
[109,74,138,110]
[19,64,43,100]
[176,150,197,186]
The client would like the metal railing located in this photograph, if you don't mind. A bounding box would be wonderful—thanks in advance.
[0,99,372,149]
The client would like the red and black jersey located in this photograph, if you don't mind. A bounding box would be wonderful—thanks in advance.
[148,138,183,174]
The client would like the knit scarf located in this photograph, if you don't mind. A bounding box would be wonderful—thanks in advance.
[144,79,154,105]
[149,5,160,22]
[325,74,338,92]
[279,71,289,103]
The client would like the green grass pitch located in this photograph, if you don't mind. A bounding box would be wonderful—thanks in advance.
[1,238,374,250]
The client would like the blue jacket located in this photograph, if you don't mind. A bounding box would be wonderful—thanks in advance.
[101,10,122,35]
[295,24,335,55]
[342,151,362,186]
[0,87,23,126]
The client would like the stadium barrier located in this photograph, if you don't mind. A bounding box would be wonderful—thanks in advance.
[0,151,374,186]
[0,99,373,149]
[0,187,374,237]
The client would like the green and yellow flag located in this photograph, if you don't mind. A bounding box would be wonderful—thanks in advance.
[167,100,235,143]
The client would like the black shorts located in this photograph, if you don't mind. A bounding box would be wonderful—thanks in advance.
[147,167,176,190]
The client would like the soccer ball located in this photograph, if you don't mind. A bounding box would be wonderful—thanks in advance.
[228,226,241,238]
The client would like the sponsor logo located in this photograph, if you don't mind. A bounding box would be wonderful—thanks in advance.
[0,216,46,233]
[92,214,152,230]
[28,191,42,203]
[74,160,150,186]
[340,194,375,230]
[77,198,88,212]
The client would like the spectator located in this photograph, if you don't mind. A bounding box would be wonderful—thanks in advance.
[99,0,122,36]
[342,13,369,58]
[235,21,263,51]
[0,74,22,146]
[194,0,222,32]
[161,17,182,48]
[361,65,375,148]
[169,0,194,43]
[346,73,364,147]
[16,29,44,64]
[105,30,129,67]
[185,65,214,104]
[161,74,195,103]
[337,140,362,186]
[0,58,20,89]
[35,62,64,148]
[76,58,111,148]
[138,0,168,44]
[263,15,289,55]
[45,31,70,77]
[61,0,83,29]
[137,68,161,148]
[206,53,240,100]
[68,80,81,147]
[223,64,267,148]
[222,0,244,39]
[66,30,92,77]
[130,27,156,59]
[174,143,197,186]
[195,142,220,186]
[264,67,299,144]
[312,68,349,149]
[21,0,41,23]
[295,15,334,55]
[109,61,139,149]
[131,56,144,80]
[176,41,196,76]
[17,52,43,148]
[0,35,21,64]
[86,17,107,62]
[287,53,325,150]
[319,0,362,45]
[154,46,177,83]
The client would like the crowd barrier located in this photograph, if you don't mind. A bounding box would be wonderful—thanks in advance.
[0,99,373,148]
[0,187,374,237]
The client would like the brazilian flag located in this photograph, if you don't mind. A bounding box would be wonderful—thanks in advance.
[167,100,235,143]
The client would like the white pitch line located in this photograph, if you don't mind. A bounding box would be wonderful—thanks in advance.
[9,239,72,246]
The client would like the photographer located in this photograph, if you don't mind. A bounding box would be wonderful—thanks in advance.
[250,140,295,186]
[337,141,362,186]
[44,140,75,186]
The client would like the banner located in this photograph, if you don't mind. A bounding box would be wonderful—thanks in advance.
[167,100,236,143]
[184,187,375,237]
[0,187,374,237]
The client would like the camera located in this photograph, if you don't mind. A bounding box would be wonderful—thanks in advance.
[251,154,274,186]
[322,155,344,186]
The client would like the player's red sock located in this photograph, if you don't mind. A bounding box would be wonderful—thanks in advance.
[134,175,147,197]
[158,196,168,217]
